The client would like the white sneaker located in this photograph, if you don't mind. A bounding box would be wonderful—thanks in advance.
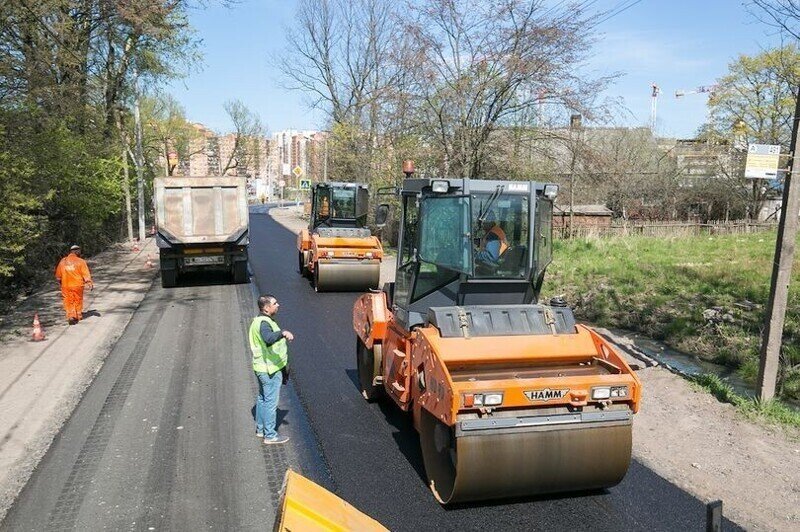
[263,435,289,445]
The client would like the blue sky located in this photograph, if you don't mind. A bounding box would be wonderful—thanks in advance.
[166,0,783,138]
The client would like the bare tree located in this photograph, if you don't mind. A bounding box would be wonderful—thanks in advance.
[219,99,265,176]
[749,0,800,40]
[403,0,613,178]
[280,0,402,126]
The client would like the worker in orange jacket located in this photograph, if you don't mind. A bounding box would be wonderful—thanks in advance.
[55,245,93,324]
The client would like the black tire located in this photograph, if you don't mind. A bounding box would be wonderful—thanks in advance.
[161,268,177,288]
[356,338,383,401]
[232,261,248,284]
[313,263,321,292]
[298,250,309,277]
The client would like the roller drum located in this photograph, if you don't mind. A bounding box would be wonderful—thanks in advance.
[315,260,380,292]
[419,409,632,504]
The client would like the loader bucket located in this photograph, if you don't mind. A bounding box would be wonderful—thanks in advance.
[273,470,388,531]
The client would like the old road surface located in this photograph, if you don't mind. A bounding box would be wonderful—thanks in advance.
[2,206,742,531]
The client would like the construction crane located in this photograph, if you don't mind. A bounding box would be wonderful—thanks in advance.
[675,85,718,99]
[650,83,660,131]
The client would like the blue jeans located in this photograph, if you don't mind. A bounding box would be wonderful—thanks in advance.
[255,371,282,439]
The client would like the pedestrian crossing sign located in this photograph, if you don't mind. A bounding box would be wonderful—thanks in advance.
[300,179,311,190]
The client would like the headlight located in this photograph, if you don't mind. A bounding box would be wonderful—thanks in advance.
[463,392,503,407]
[483,393,503,406]
[592,386,628,400]
[326,251,334,258]
[431,180,449,193]
[610,386,628,398]
[365,252,373,259]
[592,387,611,400]
[543,184,559,200]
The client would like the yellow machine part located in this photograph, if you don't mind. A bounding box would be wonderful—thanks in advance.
[274,470,388,532]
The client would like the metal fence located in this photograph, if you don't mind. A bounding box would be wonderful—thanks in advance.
[555,220,778,239]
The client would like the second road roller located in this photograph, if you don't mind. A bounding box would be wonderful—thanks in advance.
[353,165,641,504]
[298,182,383,291]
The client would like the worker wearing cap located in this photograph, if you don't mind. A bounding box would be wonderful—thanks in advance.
[250,294,294,444]
[55,245,93,325]
[476,211,508,267]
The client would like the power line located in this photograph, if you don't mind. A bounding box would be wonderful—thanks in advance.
[590,0,645,28]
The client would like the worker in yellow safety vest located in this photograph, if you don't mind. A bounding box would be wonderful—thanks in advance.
[250,294,294,444]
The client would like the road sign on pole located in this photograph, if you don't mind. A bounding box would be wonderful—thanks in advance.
[293,166,304,177]
[745,144,781,179]
[300,179,311,190]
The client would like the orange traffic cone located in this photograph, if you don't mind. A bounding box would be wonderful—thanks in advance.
[31,313,45,342]
[132,239,140,253]
[150,224,156,236]
[144,254,154,269]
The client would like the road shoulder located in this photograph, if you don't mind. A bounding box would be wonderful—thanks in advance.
[0,239,158,522]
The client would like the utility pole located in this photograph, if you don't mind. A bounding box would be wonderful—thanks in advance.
[121,143,134,242]
[757,85,800,401]
[133,69,146,242]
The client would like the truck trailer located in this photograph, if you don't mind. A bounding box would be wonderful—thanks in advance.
[154,176,249,287]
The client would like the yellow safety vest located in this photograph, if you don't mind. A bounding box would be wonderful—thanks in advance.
[249,315,288,375]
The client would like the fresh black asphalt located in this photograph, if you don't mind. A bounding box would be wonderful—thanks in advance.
[247,209,742,531]
[1,207,743,531]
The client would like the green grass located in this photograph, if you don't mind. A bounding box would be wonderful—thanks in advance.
[692,374,800,428]
[544,230,800,401]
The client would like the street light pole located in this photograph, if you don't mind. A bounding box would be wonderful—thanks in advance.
[133,69,146,242]
[757,85,800,401]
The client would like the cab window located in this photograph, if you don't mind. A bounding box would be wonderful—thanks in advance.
[472,194,529,279]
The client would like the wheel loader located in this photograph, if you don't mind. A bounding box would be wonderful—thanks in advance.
[298,182,383,291]
[352,168,642,504]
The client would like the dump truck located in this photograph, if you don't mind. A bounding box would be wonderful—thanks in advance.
[154,176,249,288]
[353,168,641,504]
[297,182,383,292]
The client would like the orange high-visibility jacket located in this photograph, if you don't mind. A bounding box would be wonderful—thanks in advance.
[482,225,508,257]
[55,253,92,289]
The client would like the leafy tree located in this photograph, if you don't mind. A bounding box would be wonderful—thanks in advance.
[700,45,800,218]
[705,45,800,147]
[141,94,203,176]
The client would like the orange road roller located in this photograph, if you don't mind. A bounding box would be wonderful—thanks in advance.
[353,171,641,504]
[298,182,383,292]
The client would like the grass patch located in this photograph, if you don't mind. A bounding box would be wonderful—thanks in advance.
[693,374,800,428]
[545,230,800,401]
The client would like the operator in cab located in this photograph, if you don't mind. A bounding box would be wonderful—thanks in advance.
[475,210,508,269]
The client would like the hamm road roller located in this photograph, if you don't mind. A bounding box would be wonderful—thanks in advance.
[298,182,383,291]
[353,171,641,504]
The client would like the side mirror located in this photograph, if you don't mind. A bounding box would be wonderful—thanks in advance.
[375,204,390,227]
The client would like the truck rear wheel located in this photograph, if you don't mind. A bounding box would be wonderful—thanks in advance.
[161,268,178,288]
[232,261,248,284]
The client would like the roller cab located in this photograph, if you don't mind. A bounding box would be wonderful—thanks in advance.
[353,173,642,505]
[298,182,383,292]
